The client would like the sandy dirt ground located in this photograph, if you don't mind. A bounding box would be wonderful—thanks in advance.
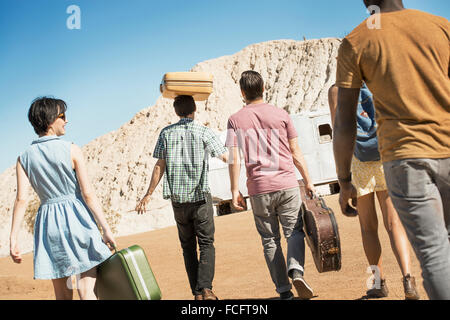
[0,194,427,300]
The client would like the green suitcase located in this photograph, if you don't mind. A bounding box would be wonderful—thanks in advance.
[96,245,162,300]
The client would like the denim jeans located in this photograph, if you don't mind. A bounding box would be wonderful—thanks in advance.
[171,193,215,296]
[384,158,450,300]
[250,187,305,294]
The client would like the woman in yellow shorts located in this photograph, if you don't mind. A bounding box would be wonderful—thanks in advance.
[329,84,419,300]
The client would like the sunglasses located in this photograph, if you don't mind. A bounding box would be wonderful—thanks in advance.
[57,113,66,121]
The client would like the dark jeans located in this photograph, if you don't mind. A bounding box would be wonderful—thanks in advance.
[171,194,215,296]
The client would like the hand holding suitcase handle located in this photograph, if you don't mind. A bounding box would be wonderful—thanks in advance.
[298,180,317,201]
[305,189,317,200]
[102,230,117,251]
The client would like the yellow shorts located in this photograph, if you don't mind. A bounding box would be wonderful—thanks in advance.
[351,156,387,198]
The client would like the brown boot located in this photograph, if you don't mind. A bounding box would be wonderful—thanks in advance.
[366,279,389,298]
[194,294,203,300]
[403,275,420,300]
[202,288,219,300]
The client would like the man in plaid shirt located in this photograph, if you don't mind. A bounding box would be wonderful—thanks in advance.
[136,95,227,300]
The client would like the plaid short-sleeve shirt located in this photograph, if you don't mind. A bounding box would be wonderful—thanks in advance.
[153,118,227,203]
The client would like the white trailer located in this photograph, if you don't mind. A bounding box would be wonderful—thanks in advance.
[291,111,338,188]
[209,110,339,215]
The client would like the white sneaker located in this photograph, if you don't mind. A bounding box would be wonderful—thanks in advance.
[292,272,314,300]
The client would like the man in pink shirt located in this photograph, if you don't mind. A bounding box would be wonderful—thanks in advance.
[226,70,316,300]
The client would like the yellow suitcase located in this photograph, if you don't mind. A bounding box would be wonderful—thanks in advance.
[160,72,213,101]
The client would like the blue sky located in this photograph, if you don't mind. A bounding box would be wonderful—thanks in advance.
[0,0,448,173]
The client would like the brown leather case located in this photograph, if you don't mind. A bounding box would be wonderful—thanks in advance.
[299,180,342,273]
[160,72,213,101]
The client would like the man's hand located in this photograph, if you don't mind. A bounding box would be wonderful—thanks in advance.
[135,159,165,215]
[332,87,360,218]
[338,181,358,217]
[231,190,247,211]
[305,183,316,199]
[136,194,151,215]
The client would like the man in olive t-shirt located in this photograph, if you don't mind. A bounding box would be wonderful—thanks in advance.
[333,0,450,300]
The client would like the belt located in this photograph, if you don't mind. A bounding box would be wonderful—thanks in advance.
[41,194,81,205]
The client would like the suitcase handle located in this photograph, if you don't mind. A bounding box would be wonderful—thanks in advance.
[298,181,313,199]
[308,193,318,201]
[298,179,317,200]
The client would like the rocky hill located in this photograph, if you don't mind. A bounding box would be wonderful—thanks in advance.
[0,38,342,257]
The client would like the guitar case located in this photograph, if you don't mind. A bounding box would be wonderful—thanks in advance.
[299,180,342,273]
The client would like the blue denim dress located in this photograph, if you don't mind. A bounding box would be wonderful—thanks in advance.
[19,136,112,280]
[354,84,381,162]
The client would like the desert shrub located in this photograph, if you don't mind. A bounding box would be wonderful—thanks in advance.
[24,195,40,234]
[100,196,121,234]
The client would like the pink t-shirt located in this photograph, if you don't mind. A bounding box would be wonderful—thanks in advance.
[226,103,299,196]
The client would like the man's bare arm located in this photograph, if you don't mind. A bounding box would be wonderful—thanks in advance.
[228,146,246,211]
[333,87,359,180]
[288,138,315,196]
[146,159,166,196]
[136,159,166,214]
[328,84,338,127]
[333,87,360,216]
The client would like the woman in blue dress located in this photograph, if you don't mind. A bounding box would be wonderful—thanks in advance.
[9,97,115,300]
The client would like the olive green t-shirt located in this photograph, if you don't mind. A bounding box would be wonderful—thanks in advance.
[336,9,450,163]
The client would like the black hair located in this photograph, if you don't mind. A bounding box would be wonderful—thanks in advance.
[173,95,196,117]
[28,97,67,135]
[363,0,403,9]
[239,70,264,102]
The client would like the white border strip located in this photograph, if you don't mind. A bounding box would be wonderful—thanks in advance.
[125,248,151,300]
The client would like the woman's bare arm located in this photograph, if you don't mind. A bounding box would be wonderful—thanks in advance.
[9,158,31,263]
[71,144,115,248]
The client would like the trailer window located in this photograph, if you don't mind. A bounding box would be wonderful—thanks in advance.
[318,124,333,143]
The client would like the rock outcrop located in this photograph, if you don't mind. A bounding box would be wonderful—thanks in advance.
[0,38,342,257]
